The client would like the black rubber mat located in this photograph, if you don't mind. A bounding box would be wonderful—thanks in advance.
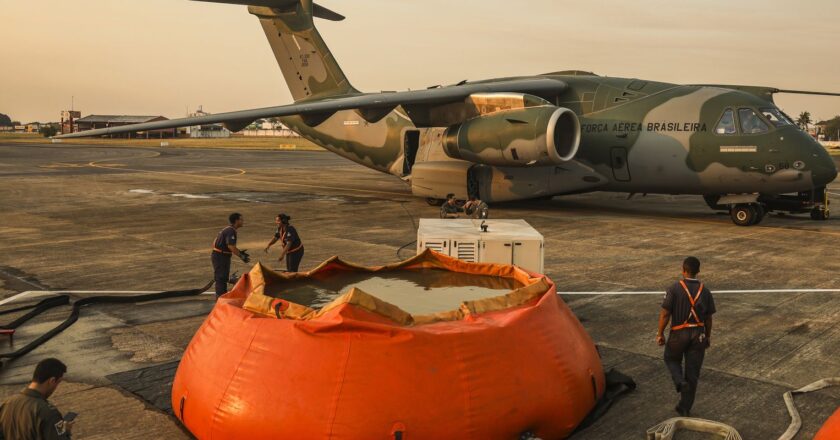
[106,360,180,414]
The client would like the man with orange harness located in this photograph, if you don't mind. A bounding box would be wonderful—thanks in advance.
[264,213,304,272]
[656,256,716,417]
[211,213,249,297]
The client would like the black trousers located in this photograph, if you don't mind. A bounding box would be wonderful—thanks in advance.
[211,252,232,297]
[664,327,706,413]
[286,248,304,272]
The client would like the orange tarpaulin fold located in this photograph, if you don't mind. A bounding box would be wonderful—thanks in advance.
[172,249,605,439]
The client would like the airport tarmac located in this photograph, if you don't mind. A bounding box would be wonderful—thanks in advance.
[0,142,838,439]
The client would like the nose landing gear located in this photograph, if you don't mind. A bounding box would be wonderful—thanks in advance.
[708,187,830,226]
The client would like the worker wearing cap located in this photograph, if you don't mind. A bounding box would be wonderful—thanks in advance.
[211,213,249,297]
[264,213,304,272]
[656,256,716,417]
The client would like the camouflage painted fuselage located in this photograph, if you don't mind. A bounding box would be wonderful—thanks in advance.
[240,2,838,203]
[280,72,836,202]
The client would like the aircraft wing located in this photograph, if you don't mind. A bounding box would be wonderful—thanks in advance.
[54,77,567,139]
[691,84,840,102]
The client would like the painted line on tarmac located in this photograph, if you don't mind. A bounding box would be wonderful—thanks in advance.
[558,289,840,295]
[0,290,215,306]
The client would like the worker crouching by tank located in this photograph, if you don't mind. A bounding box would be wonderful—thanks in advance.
[440,193,464,219]
[265,213,304,272]
[656,257,716,417]
[464,196,489,219]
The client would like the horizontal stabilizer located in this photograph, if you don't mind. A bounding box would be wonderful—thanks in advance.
[192,0,345,21]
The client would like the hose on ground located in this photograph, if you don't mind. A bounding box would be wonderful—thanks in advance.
[396,202,418,260]
[778,377,840,440]
[0,281,213,369]
[646,417,742,440]
[645,376,840,440]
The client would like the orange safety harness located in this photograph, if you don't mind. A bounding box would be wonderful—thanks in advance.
[211,226,234,255]
[671,280,705,331]
[279,226,303,254]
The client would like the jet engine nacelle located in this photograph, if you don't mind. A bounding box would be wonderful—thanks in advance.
[442,106,581,167]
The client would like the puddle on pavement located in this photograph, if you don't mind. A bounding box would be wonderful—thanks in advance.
[171,193,211,199]
[209,190,371,205]
[127,189,372,205]
[266,268,524,315]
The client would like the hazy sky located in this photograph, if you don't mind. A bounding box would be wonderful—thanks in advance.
[2,0,838,123]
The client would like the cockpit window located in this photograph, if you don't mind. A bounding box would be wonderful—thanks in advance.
[715,109,737,135]
[760,108,792,127]
[739,108,769,134]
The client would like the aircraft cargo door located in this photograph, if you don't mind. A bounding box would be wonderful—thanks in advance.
[610,147,631,181]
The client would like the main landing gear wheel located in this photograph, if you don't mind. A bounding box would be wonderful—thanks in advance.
[426,197,444,206]
[752,204,766,225]
[730,204,764,226]
[811,207,830,221]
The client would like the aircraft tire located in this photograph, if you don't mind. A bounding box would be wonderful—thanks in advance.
[751,204,767,225]
[426,198,444,206]
[730,204,757,226]
[810,207,829,221]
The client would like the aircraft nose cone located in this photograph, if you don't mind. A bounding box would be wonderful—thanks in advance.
[812,152,838,187]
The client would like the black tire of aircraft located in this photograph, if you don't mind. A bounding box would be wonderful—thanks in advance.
[810,207,830,221]
[730,204,763,226]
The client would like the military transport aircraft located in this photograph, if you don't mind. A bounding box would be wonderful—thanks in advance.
[56,0,840,226]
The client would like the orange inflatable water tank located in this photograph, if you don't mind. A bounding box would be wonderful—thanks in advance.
[172,250,605,439]
[816,407,840,440]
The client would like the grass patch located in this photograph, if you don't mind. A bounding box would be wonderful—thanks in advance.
[0,133,44,140]
[0,133,323,151]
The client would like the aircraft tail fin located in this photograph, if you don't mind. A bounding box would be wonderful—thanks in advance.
[251,0,356,101]
[195,0,357,101]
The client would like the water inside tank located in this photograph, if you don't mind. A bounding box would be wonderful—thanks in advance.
[266,268,525,315]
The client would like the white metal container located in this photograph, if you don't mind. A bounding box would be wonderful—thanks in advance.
[417,219,544,273]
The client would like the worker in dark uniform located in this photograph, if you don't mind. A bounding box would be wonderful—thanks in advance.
[211,213,249,297]
[0,358,74,440]
[265,213,304,272]
[439,193,463,219]
[463,196,489,219]
[656,256,716,417]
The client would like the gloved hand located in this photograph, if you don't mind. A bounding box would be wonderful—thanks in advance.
[239,250,251,264]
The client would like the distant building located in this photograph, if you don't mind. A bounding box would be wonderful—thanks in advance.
[186,106,231,138]
[25,122,41,133]
[75,115,175,138]
[239,118,300,137]
[60,110,81,135]
[815,118,840,141]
